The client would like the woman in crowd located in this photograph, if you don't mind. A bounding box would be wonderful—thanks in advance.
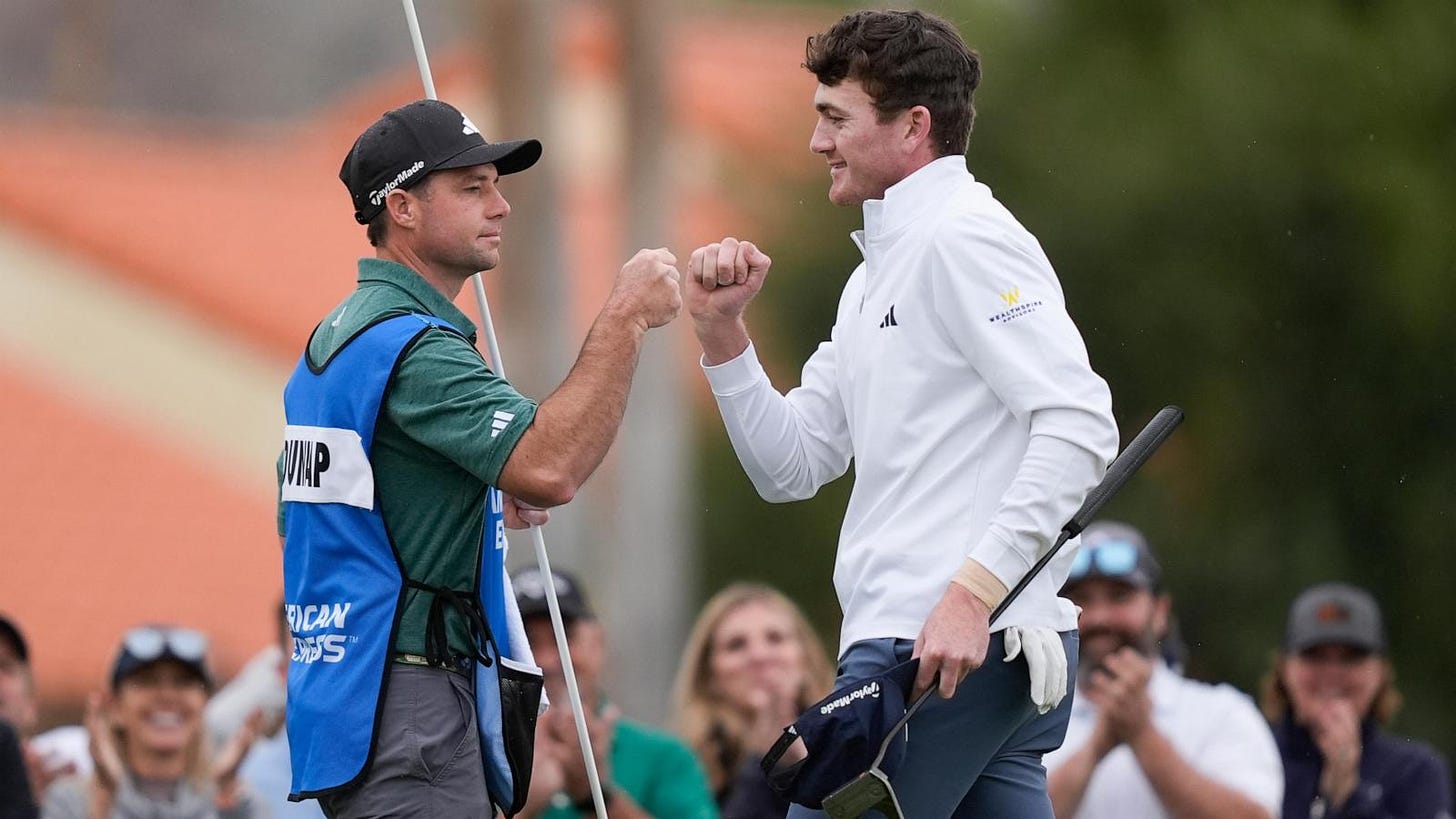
[43,625,262,819]
[1261,582,1451,819]
[672,583,834,818]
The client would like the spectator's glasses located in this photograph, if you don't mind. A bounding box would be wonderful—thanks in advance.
[1068,540,1140,582]
[121,626,209,663]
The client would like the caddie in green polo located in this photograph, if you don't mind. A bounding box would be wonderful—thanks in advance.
[279,98,682,819]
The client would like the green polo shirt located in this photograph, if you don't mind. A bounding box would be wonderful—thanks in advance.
[540,718,718,819]
[279,258,538,658]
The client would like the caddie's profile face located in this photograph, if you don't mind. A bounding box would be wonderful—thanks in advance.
[810,80,917,207]
[1066,577,1168,675]
[397,164,511,276]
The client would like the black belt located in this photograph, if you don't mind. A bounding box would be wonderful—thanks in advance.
[393,652,473,677]
[404,580,497,673]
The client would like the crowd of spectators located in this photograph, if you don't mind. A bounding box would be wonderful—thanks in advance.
[2,524,1450,818]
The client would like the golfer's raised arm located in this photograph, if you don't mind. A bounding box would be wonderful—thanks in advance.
[497,247,681,508]
[703,338,852,503]
[686,237,853,503]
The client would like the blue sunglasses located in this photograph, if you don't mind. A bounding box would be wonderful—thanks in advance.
[1068,540,1140,581]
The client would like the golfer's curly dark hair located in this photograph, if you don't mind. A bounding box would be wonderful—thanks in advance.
[804,9,981,157]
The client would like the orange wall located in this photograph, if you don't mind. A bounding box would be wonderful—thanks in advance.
[0,4,836,725]
[0,361,279,712]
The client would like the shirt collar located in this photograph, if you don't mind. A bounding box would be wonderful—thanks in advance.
[356,257,477,339]
[859,155,972,243]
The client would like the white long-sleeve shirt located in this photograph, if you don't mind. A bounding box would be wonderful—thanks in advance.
[703,156,1119,654]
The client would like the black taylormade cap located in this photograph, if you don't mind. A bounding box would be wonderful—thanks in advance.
[340,99,542,224]
[761,658,919,809]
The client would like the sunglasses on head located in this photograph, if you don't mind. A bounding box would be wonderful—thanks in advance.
[121,626,209,663]
[1068,539,1140,582]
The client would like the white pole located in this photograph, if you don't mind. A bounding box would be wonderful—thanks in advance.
[399,4,609,818]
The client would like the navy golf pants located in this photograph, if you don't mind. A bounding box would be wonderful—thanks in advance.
[787,631,1077,819]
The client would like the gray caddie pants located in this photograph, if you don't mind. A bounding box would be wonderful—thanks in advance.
[320,664,491,819]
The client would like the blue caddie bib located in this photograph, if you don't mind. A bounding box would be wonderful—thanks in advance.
[280,313,539,812]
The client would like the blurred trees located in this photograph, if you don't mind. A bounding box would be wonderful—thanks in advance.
[695,0,1456,761]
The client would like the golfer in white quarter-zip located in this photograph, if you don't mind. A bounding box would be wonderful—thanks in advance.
[684,9,1118,816]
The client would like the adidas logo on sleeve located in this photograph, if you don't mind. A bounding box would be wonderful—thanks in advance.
[490,410,515,438]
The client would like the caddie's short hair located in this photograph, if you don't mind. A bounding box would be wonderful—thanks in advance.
[804,9,981,157]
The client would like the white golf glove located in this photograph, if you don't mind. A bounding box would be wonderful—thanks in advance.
[1003,626,1068,715]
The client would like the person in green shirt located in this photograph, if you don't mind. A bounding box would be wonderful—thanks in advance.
[281,98,682,818]
[514,569,718,819]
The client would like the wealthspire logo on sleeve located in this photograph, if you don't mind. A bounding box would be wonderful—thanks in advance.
[988,285,1044,324]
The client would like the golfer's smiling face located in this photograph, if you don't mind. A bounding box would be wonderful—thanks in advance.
[809,80,919,207]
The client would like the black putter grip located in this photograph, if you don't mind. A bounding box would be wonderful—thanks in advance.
[991,404,1184,624]
[878,405,1185,766]
[1064,404,1184,537]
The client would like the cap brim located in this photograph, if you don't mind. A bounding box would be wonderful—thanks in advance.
[113,655,215,692]
[1064,569,1157,592]
[519,602,590,622]
[1287,630,1381,654]
[434,138,542,177]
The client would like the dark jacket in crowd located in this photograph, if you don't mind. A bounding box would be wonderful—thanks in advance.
[1274,715,1452,819]
[0,720,39,819]
[719,757,789,819]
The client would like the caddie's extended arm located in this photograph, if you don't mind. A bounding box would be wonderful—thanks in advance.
[496,248,680,508]
[496,308,650,508]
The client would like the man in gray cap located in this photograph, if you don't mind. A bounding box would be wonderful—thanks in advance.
[280,98,682,818]
[1044,521,1284,819]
